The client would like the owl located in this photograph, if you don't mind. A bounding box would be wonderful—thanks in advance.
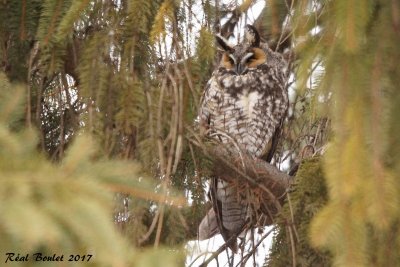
[198,25,289,251]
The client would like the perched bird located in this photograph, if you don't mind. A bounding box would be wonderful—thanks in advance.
[198,25,289,251]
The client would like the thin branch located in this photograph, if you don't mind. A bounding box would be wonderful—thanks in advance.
[197,228,244,267]
[287,224,296,267]
[235,227,275,267]
[139,209,160,245]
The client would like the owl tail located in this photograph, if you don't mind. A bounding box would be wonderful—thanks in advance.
[198,208,219,240]
[198,178,248,252]
[213,178,248,252]
[216,179,247,232]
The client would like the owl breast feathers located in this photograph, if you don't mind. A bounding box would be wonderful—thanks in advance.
[199,36,289,158]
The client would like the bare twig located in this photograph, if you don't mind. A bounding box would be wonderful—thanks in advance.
[287,224,296,267]
[235,227,275,267]
[139,209,160,245]
[197,224,248,267]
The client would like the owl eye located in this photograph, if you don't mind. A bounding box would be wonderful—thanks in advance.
[246,55,256,63]
[246,48,267,67]
[242,53,256,65]
[221,53,235,69]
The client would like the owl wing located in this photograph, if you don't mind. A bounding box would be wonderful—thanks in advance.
[257,47,289,160]
[263,116,286,163]
[198,75,221,136]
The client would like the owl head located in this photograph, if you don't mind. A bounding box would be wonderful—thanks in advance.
[216,25,267,75]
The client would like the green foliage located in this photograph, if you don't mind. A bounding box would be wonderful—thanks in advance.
[126,0,154,36]
[114,78,145,136]
[36,0,74,75]
[0,74,183,266]
[0,1,42,81]
[293,0,400,266]
[55,0,91,42]
[266,158,332,267]
[194,27,215,81]
[0,73,25,125]
[169,145,211,239]
[36,0,71,43]
[150,0,179,44]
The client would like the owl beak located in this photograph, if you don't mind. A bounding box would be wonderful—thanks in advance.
[235,63,247,75]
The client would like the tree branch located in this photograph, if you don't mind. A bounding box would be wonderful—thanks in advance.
[196,141,293,240]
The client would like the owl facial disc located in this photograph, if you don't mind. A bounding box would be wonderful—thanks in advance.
[216,25,266,75]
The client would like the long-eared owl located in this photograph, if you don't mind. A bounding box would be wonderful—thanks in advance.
[198,25,289,250]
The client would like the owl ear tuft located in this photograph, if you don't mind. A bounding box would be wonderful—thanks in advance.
[244,25,260,47]
[215,34,234,53]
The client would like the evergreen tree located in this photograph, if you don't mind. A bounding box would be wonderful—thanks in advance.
[1,1,399,266]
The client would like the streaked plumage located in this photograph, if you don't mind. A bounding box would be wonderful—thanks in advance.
[198,25,289,250]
